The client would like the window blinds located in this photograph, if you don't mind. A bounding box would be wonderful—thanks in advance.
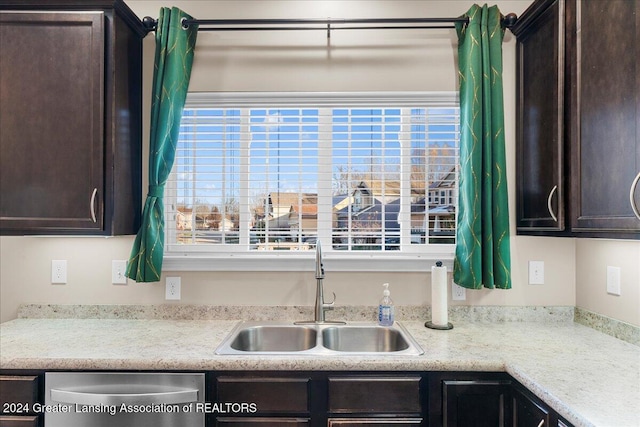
[165,93,459,255]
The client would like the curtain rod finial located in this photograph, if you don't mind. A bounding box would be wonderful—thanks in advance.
[142,16,157,34]
[502,13,518,29]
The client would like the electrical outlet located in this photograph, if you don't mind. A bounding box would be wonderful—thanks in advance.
[165,277,181,300]
[529,261,545,285]
[51,260,67,284]
[606,266,621,296]
[112,260,128,285]
[452,283,466,301]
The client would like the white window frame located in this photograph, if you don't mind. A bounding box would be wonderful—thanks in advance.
[163,91,458,272]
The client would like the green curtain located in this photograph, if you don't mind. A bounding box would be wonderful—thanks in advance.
[126,8,198,282]
[453,4,511,290]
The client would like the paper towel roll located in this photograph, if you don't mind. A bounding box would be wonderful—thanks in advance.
[431,263,448,327]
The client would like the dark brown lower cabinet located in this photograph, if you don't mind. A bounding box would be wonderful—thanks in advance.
[0,375,42,427]
[512,382,574,427]
[213,372,423,427]
[429,372,513,427]
[0,370,575,427]
[443,380,513,427]
[513,386,551,427]
[429,372,575,427]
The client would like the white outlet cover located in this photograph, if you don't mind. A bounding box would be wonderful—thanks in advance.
[166,277,181,300]
[606,266,621,296]
[51,260,67,284]
[529,261,545,285]
[452,283,466,301]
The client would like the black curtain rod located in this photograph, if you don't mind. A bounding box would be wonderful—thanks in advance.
[141,15,518,36]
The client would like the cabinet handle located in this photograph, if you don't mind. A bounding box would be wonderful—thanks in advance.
[537,420,545,427]
[51,387,199,406]
[90,188,98,223]
[630,172,640,221]
[547,185,558,222]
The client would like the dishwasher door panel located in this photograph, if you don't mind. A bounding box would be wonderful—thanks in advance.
[45,372,205,427]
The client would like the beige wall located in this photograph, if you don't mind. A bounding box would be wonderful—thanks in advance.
[1,1,636,325]
[575,239,640,326]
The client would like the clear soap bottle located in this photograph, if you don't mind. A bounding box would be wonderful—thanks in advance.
[378,283,395,326]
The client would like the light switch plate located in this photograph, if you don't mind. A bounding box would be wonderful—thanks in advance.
[529,261,544,285]
[112,260,128,285]
[606,266,621,296]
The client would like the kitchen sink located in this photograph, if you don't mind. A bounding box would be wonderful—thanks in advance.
[229,325,317,352]
[215,321,423,356]
[321,325,409,352]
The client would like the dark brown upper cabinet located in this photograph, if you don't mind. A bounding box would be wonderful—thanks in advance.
[515,0,640,239]
[513,0,566,234]
[0,0,144,235]
[567,0,640,238]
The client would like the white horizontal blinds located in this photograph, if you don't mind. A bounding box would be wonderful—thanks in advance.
[332,108,402,251]
[249,109,319,250]
[165,93,459,254]
[410,107,459,244]
[169,108,242,246]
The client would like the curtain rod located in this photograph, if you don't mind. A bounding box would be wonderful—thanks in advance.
[141,15,519,37]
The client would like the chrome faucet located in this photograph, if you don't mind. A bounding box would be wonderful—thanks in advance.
[314,240,333,322]
[296,240,345,325]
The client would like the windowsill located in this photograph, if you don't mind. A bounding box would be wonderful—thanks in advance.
[162,252,454,272]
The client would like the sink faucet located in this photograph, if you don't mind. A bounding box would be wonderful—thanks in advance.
[314,240,334,322]
[296,240,345,325]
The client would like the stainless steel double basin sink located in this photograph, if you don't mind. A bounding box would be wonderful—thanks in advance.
[215,321,424,356]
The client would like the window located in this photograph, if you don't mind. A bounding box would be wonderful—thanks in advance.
[164,92,459,271]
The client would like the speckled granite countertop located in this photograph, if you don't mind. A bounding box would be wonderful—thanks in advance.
[1,315,639,427]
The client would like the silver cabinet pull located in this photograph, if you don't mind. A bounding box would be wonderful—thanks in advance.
[630,172,640,221]
[547,185,558,222]
[90,188,98,223]
[51,386,199,406]
[537,420,545,427]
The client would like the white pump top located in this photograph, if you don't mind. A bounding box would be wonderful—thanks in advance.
[382,283,390,297]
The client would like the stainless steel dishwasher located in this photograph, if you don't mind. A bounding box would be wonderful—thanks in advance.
[45,372,205,427]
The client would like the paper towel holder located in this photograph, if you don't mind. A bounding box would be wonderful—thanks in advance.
[425,261,454,330]
[425,320,453,330]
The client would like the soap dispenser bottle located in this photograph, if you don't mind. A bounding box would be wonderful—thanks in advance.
[378,283,395,326]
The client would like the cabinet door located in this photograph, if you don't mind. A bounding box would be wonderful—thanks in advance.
[0,376,39,408]
[512,387,550,427]
[443,380,512,427]
[569,0,640,237]
[514,0,567,233]
[0,12,105,233]
[428,373,512,427]
[0,375,41,427]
